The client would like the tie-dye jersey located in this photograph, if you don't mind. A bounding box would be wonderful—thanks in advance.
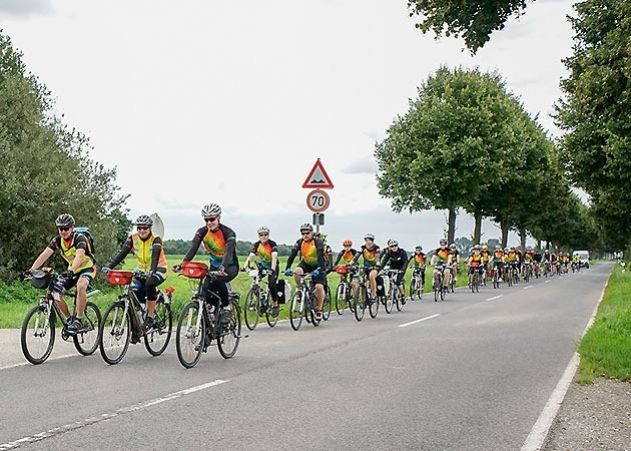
[251,240,278,269]
[412,252,426,267]
[359,245,380,268]
[338,249,357,264]
[300,239,319,266]
[434,248,450,264]
[184,225,238,269]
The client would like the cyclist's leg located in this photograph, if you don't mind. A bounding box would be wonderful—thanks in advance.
[294,264,306,288]
[52,274,74,318]
[267,268,279,304]
[145,272,165,317]
[443,268,451,288]
[396,271,405,296]
[368,268,378,297]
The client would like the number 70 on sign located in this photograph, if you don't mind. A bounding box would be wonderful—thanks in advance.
[306,189,330,213]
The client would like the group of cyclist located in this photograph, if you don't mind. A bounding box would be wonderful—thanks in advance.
[26,204,584,336]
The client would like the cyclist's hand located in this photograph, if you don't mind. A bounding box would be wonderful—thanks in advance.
[132,268,144,277]
[240,267,247,273]
[61,269,75,279]
[172,264,183,272]
[284,269,292,277]
[100,266,110,274]
[20,269,32,281]
[312,268,321,278]
[217,265,227,276]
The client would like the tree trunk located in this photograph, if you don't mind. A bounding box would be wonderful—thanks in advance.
[501,221,509,248]
[447,207,457,244]
[473,210,483,245]
[519,227,527,250]
[537,239,542,251]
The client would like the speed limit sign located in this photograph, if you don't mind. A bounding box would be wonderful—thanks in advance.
[306,189,330,213]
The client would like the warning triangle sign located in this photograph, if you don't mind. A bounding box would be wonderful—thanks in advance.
[302,159,334,189]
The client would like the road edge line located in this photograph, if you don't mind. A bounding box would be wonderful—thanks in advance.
[520,271,610,451]
[397,314,440,328]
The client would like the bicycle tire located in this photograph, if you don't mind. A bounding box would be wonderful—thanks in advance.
[21,304,55,365]
[73,301,101,356]
[218,301,241,359]
[322,285,332,321]
[99,301,131,365]
[265,302,279,328]
[395,288,403,311]
[144,299,173,357]
[369,294,380,319]
[353,286,366,322]
[384,288,394,313]
[289,291,304,331]
[175,301,205,369]
[335,283,345,315]
[243,288,260,331]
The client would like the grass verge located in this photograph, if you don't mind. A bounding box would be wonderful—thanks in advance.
[577,266,631,383]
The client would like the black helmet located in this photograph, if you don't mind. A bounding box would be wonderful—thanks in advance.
[135,214,153,227]
[55,214,75,228]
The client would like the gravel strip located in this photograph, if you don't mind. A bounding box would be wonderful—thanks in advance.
[543,378,631,451]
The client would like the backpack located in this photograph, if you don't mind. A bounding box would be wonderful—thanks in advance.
[75,226,96,256]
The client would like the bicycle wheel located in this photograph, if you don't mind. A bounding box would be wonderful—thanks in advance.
[384,288,394,313]
[99,301,131,365]
[289,291,304,331]
[475,274,480,293]
[335,284,346,315]
[353,286,366,322]
[440,286,445,301]
[175,301,205,369]
[218,302,241,359]
[469,274,475,293]
[21,304,55,365]
[243,288,260,331]
[144,298,172,357]
[73,301,101,356]
[322,285,332,321]
[369,294,380,319]
[265,301,279,328]
[409,277,416,301]
[395,288,403,311]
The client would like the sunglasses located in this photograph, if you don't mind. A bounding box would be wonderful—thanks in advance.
[58,226,71,232]
[137,226,150,231]
[301,231,312,236]
[204,217,218,223]
[259,233,269,237]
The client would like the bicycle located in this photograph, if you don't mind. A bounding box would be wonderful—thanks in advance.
[98,270,174,365]
[20,268,101,365]
[288,271,327,330]
[334,264,357,315]
[449,262,457,293]
[384,269,405,313]
[432,264,447,302]
[491,264,502,289]
[352,269,380,321]
[468,267,481,293]
[409,266,425,301]
[242,265,279,330]
[175,262,242,369]
[522,261,531,283]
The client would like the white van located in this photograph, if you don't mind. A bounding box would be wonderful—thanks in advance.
[573,250,590,268]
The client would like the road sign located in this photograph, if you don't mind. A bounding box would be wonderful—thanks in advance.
[306,189,330,213]
[313,213,325,226]
[302,158,334,189]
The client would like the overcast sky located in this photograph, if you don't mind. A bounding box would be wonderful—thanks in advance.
[1,0,576,249]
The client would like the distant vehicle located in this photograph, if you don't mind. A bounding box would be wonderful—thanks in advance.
[573,250,590,269]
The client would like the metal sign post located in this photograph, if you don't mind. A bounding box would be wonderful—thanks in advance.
[303,159,333,236]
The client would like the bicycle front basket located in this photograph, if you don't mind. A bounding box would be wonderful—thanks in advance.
[31,270,52,289]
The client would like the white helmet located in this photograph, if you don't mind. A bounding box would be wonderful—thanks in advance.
[257,226,270,235]
[364,233,375,240]
[135,214,153,227]
[387,239,398,247]
[201,203,222,218]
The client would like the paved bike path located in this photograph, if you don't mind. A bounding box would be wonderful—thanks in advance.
[0,265,610,450]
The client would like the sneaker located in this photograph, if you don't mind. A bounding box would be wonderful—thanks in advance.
[142,315,155,333]
[195,334,211,352]
[271,304,280,316]
[315,311,323,321]
[66,316,80,334]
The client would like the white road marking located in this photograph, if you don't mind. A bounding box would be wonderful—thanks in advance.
[523,285,533,290]
[544,280,551,284]
[398,314,440,328]
[0,379,229,450]
[485,295,504,302]
[0,352,77,371]
[521,275,610,451]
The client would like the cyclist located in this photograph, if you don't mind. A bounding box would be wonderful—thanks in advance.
[449,243,460,286]
[506,246,519,279]
[490,245,505,282]
[285,223,326,320]
[379,239,409,302]
[102,214,168,331]
[27,214,96,333]
[241,226,280,316]
[480,244,491,283]
[176,203,239,324]
[430,239,452,289]
[352,233,381,302]
[408,245,427,289]
[468,244,483,286]
[334,239,358,268]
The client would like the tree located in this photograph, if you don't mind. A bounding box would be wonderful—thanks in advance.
[0,32,129,279]
[555,0,631,254]
[375,66,526,244]
[407,0,532,53]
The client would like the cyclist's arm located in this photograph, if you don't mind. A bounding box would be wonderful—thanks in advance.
[70,238,89,272]
[221,227,237,268]
[271,251,278,271]
[242,252,255,269]
[182,228,204,262]
[430,254,437,266]
[315,240,326,271]
[379,251,391,268]
[30,247,54,271]
[107,237,133,268]
[149,237,164,273]
[333,252,343,266]
[285,241,299,270]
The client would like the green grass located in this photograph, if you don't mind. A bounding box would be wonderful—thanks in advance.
[577,266,631,383]
[0,255,473,328]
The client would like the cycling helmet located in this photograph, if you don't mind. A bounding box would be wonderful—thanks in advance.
[135,214,153,227]
[473,244,481,251]
[257,226,270,235]
[55,214,75,228]
[415,245,423,252]
[495,244,501,250]
[510,246,516,250]
[343,239,353,247]
[527,246,533,251]
[364,233,375,240]
[387,239,398,247]
[504,247,510,252]
[440,239,447,246]
[201,203,222,217]
[449,243,456,250]
[300,223,313,232]
[482,244,488,250]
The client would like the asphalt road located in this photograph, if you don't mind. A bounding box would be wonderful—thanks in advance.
[0,265,610,450]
